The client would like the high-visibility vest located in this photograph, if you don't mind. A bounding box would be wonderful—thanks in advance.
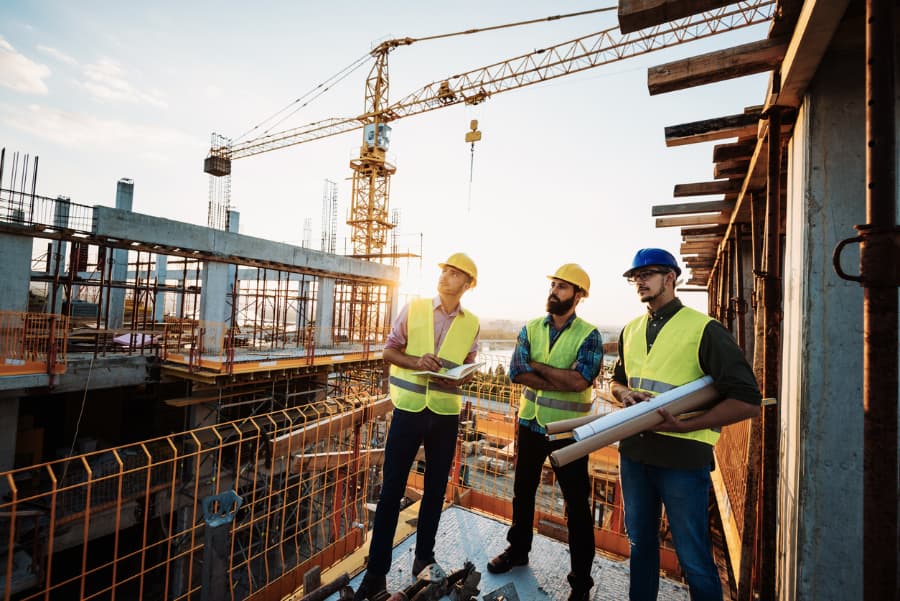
[622,306,719,446]
[517,316,596,426]
[388,298,479,415]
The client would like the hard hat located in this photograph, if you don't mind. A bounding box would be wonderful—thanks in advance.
[548,263,590,297]
[623,248,682,277]
[439,252,478,287]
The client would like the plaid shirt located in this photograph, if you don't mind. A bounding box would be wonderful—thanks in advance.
[510,314,603,434]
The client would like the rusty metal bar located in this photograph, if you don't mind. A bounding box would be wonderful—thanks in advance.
[758,107,784,599]
[863,0,898,597]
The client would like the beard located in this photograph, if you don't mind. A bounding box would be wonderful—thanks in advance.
[546,295,575,315]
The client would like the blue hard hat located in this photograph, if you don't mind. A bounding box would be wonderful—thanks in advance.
[623,248,682,277]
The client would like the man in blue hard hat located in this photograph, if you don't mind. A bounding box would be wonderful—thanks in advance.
[486,263,603,601]
[609,248,761,601]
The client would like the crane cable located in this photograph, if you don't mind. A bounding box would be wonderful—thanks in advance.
[234,50,375,143]
[406,6,617,45]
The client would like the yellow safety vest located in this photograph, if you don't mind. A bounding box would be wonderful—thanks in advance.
[388,298,479,415]
[517,316,596,426]
[622,306,719,446]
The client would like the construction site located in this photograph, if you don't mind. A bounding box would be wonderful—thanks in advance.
[0,1,897,600]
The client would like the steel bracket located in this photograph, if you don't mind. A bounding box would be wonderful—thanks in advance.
[833,224,900,287]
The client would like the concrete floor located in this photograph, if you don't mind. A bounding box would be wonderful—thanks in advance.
[330,505,690,601]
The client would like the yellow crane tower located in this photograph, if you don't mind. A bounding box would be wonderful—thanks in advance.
[204,1,775,260]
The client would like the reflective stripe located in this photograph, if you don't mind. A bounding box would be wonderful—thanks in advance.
[389,376,427,395]
[628,377,676,394]
[430,382,462,395]
[523,388,591,413]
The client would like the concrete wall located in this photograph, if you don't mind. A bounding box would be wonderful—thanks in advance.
[778,28,868,601]
[0,234,32,313]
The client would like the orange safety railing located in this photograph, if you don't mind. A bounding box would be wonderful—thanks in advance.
[0,393,385,601]
[160,321,390,375]
[0,311,68,377]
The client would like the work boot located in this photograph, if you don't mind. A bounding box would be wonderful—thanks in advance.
[412,555,435,576]
[567,588,592,601]
[353,572,387,601]
[486,546,529,574]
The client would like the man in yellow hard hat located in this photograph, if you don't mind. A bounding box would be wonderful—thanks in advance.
[486,263,603,601]
[355,252,480,601]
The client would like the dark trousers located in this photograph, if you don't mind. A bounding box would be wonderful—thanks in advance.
[506,425,595,590]
[365,407,459,576]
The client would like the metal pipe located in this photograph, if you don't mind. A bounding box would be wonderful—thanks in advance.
[863,0,898,597]
[759,106,783,599]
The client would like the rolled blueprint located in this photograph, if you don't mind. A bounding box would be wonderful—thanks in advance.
[549,376,718,468]
[545,413,603,435]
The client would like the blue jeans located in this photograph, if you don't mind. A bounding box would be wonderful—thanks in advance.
[365,407,459,576]
[619,454,722,601]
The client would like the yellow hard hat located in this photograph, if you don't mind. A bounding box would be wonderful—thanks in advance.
[548,263,590,297]
[439,252,478,287]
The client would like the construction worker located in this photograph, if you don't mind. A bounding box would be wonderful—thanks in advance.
[610,248,761,601]
[354,253,480,601]
[486,263,602,601]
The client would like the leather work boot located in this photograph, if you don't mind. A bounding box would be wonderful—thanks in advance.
[567,588,592,601]
[353,572,387,601]
[412,556,435,576]
[486,546,529,574]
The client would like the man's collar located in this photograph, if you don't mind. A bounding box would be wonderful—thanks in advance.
[433,296,464,316]
[543,312,577,328]
[648,297,682,320]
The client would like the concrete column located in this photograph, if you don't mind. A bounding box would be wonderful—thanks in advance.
[199,262,229,354]
[107,179,134,329]
[0,397,20,497]
[0,234,32,313]
[48,197,70,314]
[315,277,335,347]
[779,40,867,600]
[154,254,168,322]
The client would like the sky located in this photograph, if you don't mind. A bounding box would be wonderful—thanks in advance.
[0,1,772,330]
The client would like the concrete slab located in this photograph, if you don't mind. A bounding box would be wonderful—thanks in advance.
[327,506,690,601]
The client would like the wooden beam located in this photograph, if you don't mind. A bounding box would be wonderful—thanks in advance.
[714,162,750,179]
[618,0,731,34]
[673,180,742,197]
[656,213,731,228]
[291,448,386,472]
[681,224,727,237]
[713,141,755,163]
[766,0,853,109]
[653,199,735,217]
[665,110,761,147]
[648,38,789,95]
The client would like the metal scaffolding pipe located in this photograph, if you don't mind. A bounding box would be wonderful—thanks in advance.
[759,107,783,599]
[863,0,898,596]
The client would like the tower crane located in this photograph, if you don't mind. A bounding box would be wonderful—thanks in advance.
[204,0,775,260]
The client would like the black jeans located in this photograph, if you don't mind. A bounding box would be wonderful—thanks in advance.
[366,407,459,575]
[507,425,595,590]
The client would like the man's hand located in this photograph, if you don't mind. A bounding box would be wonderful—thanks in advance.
[415,353,443,372]
[618,388,652,407]
[652,408,686,433]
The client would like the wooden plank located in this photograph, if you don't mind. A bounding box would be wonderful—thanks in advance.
[652,199,735,217]
[292,448,385,472]
[766,0,853,109]
[618,0,731,34]
[674,180,742,197]
[713,141,755,163]
[656,213,731,228]
[665,110,761,147]
[681,224,727,237]
[714,164,749,179]
[648,38,788,95]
